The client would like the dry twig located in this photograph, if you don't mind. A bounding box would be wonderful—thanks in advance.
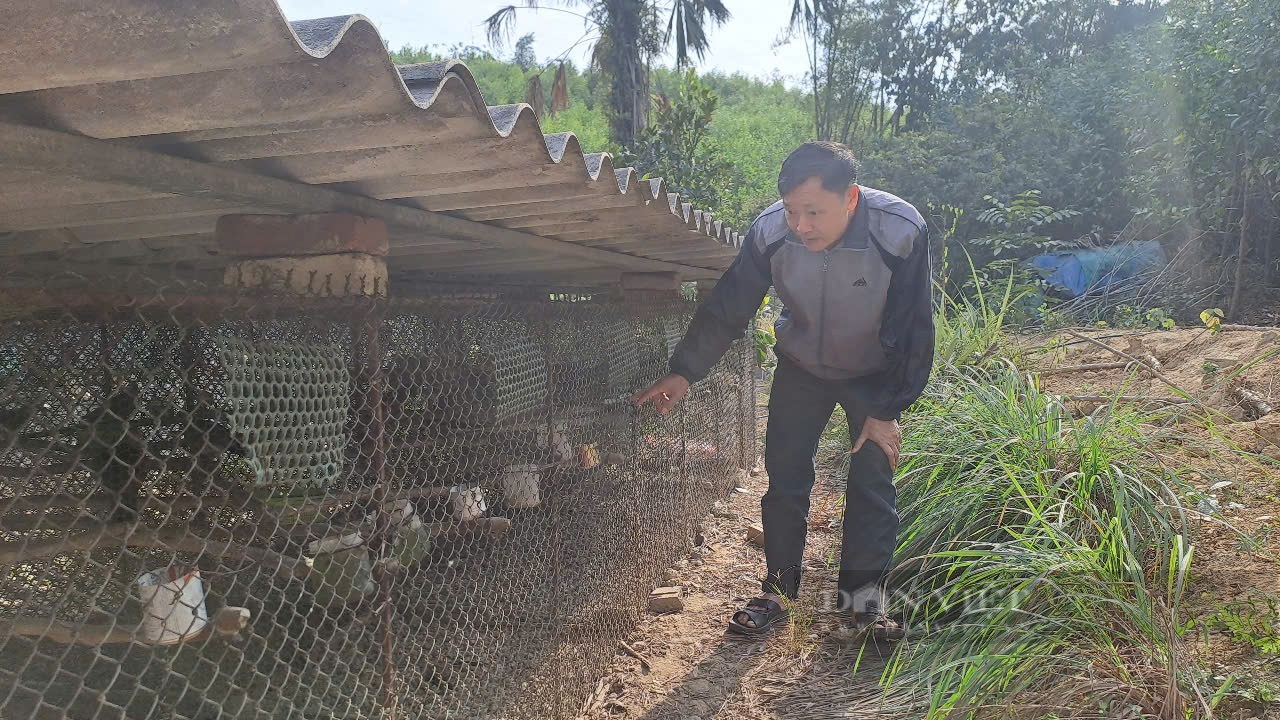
[1041,361,1130,376]
[619,639,652,670]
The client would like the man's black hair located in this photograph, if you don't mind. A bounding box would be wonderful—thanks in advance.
[777,141,859,197]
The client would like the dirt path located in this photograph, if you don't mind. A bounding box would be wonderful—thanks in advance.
[580,468,899,720]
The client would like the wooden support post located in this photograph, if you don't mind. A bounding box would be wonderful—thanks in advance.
[216,214,390,258]
[219,213,391,298]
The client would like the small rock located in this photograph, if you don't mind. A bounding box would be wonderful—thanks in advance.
[735,486,751,494]
[745,524,765,547]
[663,568,679,582]
[1227,501,1246,511]
[1197,497,1221,516]
[1208,480,1234,492]
[648,586,684,613]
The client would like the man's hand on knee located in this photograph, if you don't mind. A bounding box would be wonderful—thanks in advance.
[852,418,901,471]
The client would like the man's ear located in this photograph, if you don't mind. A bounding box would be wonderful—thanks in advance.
[846,184,860,211]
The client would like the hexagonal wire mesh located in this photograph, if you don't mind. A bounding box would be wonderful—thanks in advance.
[0,270,756,719]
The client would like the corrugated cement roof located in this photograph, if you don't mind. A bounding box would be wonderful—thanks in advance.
[0,2,742,286]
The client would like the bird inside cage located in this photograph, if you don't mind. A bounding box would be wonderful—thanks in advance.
[78,379,148,522]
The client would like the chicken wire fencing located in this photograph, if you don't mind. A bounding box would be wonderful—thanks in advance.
[0,271,756,720]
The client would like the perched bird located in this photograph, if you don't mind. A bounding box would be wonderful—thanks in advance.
[180,388,242,498]
[80,382,148,522]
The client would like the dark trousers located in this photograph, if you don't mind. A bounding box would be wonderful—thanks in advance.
[761,355,898,615]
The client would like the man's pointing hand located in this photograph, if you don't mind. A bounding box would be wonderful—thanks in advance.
[631,374,691,416]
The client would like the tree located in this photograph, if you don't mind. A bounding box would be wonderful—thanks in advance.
[484,0,729,147]
[624,69,735,209]
[513,33,538,70]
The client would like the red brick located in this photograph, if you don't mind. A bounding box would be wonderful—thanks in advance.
[216,214,388,257]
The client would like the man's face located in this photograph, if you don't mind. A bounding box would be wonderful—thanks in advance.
[782,177,859,252]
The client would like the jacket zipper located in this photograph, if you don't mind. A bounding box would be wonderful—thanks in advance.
[817,249,830,366]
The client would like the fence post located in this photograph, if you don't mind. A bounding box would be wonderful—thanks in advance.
[360,305,398,718]
[530,307,569,719]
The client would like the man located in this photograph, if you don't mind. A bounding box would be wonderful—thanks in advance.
[632,141,934,639]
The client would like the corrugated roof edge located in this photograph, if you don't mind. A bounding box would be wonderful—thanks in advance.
[281,13,741,250]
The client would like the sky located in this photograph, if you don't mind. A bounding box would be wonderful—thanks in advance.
[275,0,812,83]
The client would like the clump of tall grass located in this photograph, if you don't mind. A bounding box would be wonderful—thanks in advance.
[933,251,1029,370]
[808,267,1208,716]
[880,362,1203,718]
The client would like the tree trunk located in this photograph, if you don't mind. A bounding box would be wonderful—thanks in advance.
[1265,193,1275,288]
[1229,182,1249,318]
[604,0,650,148]
[811,12,822,139]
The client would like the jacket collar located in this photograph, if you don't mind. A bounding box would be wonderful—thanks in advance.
[838,186,872,249]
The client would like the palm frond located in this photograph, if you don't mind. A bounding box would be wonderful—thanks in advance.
[483,5,521,49]
[665,0,731,66]
[484,0,548,49]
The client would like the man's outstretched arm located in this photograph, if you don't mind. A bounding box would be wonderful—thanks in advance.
[669,225,774,383]
[634,224,774,413]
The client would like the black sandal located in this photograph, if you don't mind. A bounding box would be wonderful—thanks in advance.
[853,612,905,641]
[727,597,789,636]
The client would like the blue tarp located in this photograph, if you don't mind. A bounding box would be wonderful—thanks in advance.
[1026,240,1167,297]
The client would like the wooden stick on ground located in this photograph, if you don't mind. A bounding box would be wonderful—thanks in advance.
[1061,329,1221,417]
[619,639,652,670]
[1124,337,1163,372]
[1231,385,1274,418]
[1065,395,1190,406]
[1222,324,1280,333]
[1040,361,1130,376]
[1061,328,1280,429]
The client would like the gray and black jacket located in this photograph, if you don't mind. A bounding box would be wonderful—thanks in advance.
[669,186,934,421]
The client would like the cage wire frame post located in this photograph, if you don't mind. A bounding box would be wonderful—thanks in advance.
[356,306,397,716]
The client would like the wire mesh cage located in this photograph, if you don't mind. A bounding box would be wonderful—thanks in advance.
[0,269,755,720]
